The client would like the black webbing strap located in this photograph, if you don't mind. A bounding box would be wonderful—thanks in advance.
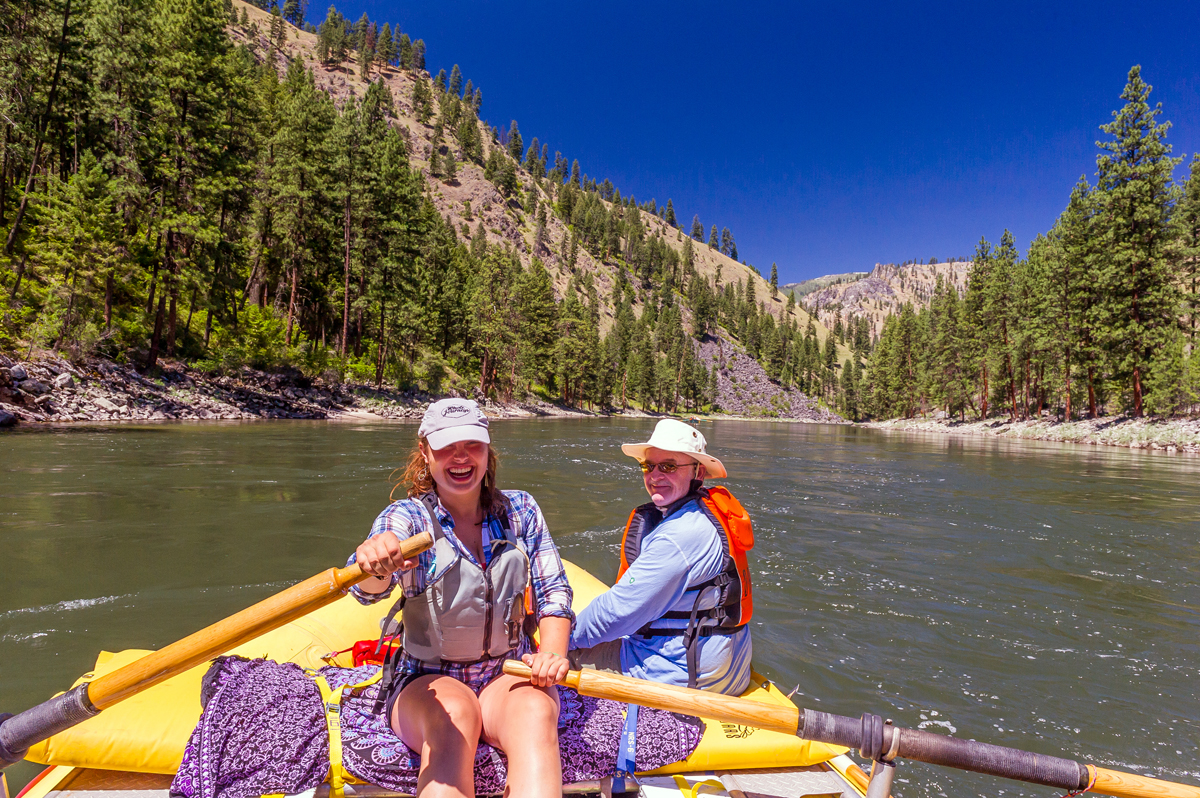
[682,584,722,690]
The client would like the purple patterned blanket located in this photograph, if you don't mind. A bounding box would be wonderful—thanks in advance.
[170,658,704,798]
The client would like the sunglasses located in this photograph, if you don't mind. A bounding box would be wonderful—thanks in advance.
[638,461,698,475]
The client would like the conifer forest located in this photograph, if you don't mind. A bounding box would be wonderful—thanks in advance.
[2,0,1198,422]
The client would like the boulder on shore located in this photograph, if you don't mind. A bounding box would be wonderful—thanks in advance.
[0,409,16,427]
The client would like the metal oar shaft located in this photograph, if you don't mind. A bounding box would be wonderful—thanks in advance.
[502,662,1200,798]
[802,708,1086,790]
[0,532,432,770]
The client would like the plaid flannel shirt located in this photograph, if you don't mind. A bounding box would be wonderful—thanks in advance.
[348,489,574,685]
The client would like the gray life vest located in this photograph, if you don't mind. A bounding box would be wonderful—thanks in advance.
[391,493,531,664]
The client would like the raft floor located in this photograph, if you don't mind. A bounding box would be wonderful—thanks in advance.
[30,761,858,798]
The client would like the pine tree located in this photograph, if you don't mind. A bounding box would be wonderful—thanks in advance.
[448,63,463,97]
[411,39,425,70]
[570,159,581,187]
[282,0,304,27]
[665,199,676,227]
[375,23,394,71]
[516,258,558,389]
[1177,156,1200,348]
[770,262,778,297]
[708,225,719,248]
[691,215,703,240]
[985,230,1020,419]
[469,248,519,397]
[351,13,370,53]
[1094,65,1182,416]
[433,67,447,93]
[269,7,286,49]
[505,120,522,160]
[525,136,543,177]
[396,32,411,68]
[411,76,432,123]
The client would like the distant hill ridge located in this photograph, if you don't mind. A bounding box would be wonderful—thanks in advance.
[794,261,972,339]
[781,272,868,299]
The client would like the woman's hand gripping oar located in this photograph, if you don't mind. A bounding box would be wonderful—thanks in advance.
[0,531,433,770]
[503,661,1200,798]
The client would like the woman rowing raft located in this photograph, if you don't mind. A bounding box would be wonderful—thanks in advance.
[350,399,574,798]
[570,419,756,695]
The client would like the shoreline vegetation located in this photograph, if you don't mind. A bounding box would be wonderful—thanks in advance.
[7,351,1199,456]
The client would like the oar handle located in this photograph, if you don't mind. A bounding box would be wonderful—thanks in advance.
[0,532,433,769]
[502,660,801,734]
[503,662,1200,798]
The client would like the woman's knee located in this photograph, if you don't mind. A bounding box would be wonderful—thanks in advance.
[393,678,483,747]
[505,686,560,736]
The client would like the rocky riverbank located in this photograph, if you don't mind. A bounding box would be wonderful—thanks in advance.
[867,414,1200,453]
[0,354,618,427]
[0,342,849,428]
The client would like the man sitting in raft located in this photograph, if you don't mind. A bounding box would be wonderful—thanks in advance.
[570,419,755,694]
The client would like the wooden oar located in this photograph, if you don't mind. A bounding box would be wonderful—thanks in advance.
[504,661,1200,798]
[0,532,433,770]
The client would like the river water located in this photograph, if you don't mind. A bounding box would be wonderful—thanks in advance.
[2,419,1198,797]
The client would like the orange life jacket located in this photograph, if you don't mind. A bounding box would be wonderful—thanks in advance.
[617,485,754,635]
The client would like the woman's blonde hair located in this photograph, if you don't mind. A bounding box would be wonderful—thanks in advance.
[391,436,503,514]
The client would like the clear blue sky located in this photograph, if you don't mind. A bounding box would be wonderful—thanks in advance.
[308,1,1200,283]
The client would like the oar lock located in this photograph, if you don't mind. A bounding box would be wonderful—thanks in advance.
[858,713,899,763]
[857,714,899,798]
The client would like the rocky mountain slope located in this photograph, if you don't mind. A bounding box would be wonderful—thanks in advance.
[799,260,971,339]
[232,2,836,341]
[781,272,868,300]
[225,1,851,420]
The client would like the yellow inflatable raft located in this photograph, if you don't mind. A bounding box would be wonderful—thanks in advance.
[22,562,865,797]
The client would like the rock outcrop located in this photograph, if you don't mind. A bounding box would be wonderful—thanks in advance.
[801,260,971,339]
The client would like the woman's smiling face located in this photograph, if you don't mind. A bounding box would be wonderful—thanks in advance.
[641,446,705,507]
[424,439,489,500]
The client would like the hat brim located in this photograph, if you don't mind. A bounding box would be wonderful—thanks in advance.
[621,442,727,479]
[426,425,491,451]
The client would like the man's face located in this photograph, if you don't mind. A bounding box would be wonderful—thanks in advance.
[640,446,705,507]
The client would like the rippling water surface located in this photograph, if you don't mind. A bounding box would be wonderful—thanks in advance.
[2,419,1198,796]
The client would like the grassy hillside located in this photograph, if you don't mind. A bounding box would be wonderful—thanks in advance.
[232,1,844,349]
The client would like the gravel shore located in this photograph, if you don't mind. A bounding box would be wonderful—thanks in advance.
[866,414,1200,453]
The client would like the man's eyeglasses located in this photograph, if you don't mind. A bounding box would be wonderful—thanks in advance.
[638,461,697,475]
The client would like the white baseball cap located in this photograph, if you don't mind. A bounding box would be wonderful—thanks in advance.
[620,419,727,478]
[419,398,491,450]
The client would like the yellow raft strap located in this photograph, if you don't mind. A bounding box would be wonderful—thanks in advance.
[671,775,726,797]
[312,671,383,798]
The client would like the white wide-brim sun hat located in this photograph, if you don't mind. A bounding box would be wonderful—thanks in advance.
[620,419,727,479]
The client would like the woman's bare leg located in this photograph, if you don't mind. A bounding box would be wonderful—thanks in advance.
[391,675,482,798]
[479,673,562,798]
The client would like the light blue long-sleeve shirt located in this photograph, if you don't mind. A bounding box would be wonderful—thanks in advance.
[571,498,753,694]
